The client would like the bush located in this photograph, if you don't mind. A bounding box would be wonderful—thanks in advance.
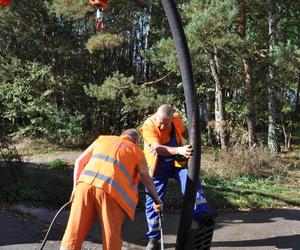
[0,143,23,187]
[202,144,291,179]
[86,33,124,53]
[48,159,68,170]
[0,144,22,163]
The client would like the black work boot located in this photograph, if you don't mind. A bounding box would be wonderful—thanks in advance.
[146,238,160,250]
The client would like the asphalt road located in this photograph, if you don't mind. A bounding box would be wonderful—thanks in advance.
[1,205,300,250]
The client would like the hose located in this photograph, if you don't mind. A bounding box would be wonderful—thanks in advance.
[160,0,201,248]
[40,192,163,250]
[39,200,72,250]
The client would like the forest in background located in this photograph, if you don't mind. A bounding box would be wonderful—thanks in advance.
[0,0,299,153]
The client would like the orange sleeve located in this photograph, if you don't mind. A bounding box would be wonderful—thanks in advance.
[173,113,185,135]
[131,145,149,173]
[73,141,95,188]
[140,116,159,145]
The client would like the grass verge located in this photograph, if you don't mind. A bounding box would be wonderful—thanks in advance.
[1,143,299,212]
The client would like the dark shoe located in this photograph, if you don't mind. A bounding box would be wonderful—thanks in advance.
[146,238,160,250]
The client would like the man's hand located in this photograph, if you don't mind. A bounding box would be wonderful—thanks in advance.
[176,145,193,158]
[146,143,157,156]
[153,198,163,212]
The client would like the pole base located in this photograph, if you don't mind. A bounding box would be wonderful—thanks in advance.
[183,212,217,250]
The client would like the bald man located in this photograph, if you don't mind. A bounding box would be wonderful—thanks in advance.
[60,129,162,250]
[140,105,209,250]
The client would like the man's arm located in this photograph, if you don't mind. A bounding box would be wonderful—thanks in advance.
[73,149,93,190]
[138,158,163,212]
[151,142,192,158]
[142,115,192,158]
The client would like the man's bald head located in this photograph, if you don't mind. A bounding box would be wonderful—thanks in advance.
[121,129,140,144]
[157,104,174,119]
[155,104,174,131]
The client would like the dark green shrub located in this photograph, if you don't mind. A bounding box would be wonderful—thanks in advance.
[48,159,68,170]
[0,143,23,187]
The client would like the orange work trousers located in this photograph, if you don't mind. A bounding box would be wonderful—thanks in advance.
[60,182,126,250]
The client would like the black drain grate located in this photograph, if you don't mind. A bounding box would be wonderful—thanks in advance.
[184,214,216,250]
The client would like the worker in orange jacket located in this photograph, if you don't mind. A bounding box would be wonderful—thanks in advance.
[60,129,162,250]
[140,104,209,250]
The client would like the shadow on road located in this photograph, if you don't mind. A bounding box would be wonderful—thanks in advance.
[215,208,300,227]
[1,207,300,249]
[212,234,300,249]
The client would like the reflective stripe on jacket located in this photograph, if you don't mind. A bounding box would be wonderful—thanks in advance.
[78,135,142,220]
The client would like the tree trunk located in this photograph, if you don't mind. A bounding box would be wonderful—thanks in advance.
[282,124,288,151]
[268,0,281,153]
[143,8,151,81]
[208,48,226,149]
[293,72,300,120]
[239,2,256,147]
[206,92,214,146]
[243,57,256,146]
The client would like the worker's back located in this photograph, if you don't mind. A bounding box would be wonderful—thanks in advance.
[78,135,143,220]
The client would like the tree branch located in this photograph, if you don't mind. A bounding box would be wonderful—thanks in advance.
[142,71,173,86]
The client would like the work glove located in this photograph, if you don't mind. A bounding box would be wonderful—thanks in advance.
[153,198,163,213]
[176,145,193,158]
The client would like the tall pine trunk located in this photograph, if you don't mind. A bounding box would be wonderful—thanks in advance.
[268,0,281,153]
[208,48,226,149]
[239,3,256,147]
[143,9,151,81]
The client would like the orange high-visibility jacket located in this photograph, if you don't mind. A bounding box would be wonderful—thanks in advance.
[140,113,185,176]
[0,0,11,7]
[78,135,143,220]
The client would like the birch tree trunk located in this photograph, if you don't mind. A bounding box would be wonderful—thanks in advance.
[208,48,226,149]
[143,8,151,81]
[268,0,281,153]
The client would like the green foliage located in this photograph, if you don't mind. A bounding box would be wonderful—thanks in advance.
[0,145,21,163]
[85,71,134,100]
[1,147,300,210]
[51,0,91,19]
[0,142,23,190]
[48,159,68,170]
[0,61,84,143]
[0,165,73,206]
[86,33,124,53]
[226,100,248,124]
[273,41,300,67]
[0,0,299,150]
[183,0,240,52]
[204,175,300,209]
[85,71,176,129]
[147,38,177,72]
